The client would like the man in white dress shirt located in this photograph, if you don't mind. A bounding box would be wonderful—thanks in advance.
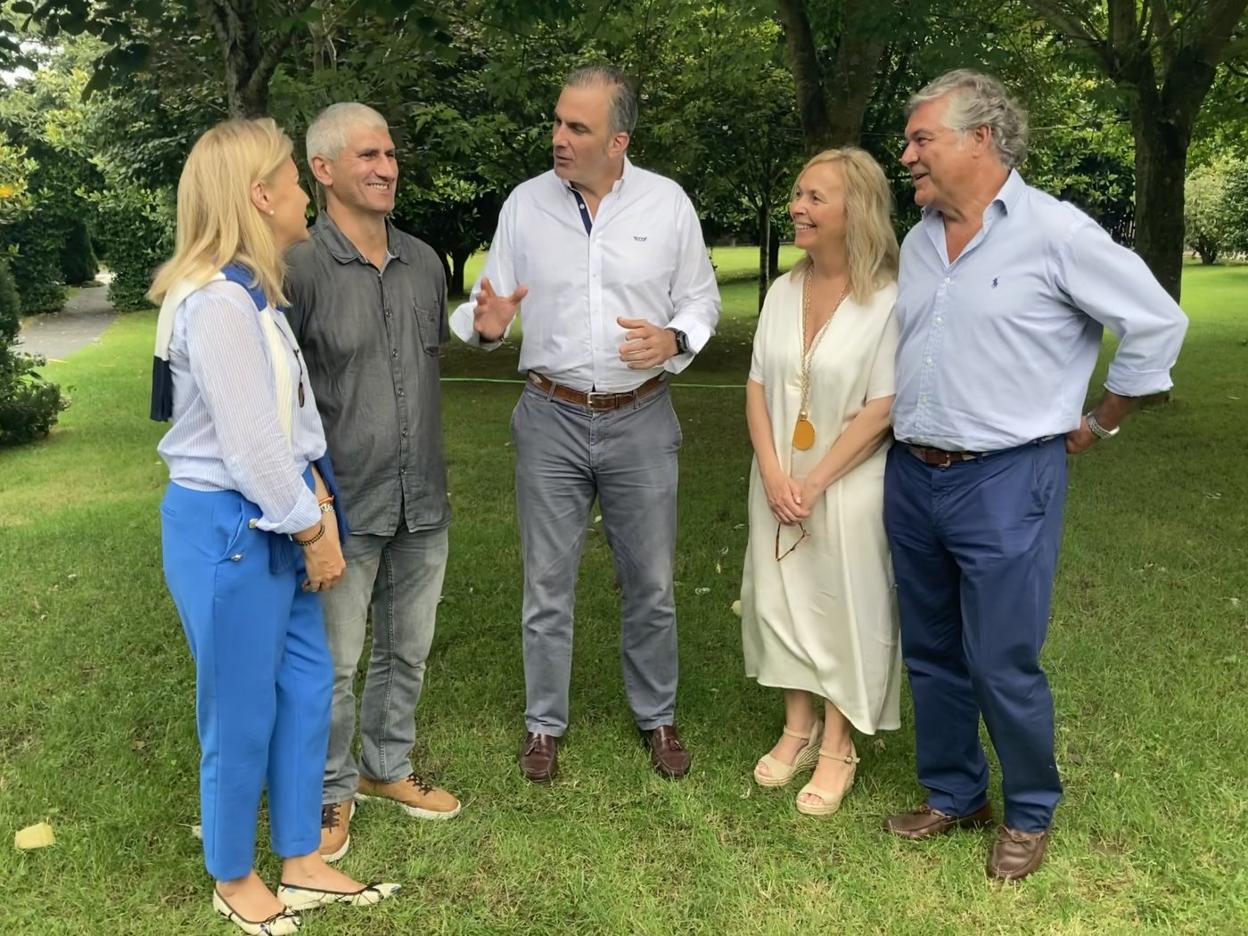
[451,64,721,782]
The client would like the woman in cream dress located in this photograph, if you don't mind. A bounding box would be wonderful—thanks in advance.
[740,147,901,816]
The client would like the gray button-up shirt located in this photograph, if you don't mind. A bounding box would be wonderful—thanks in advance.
[285,213,450,536]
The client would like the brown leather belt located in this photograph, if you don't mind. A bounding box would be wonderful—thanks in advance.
[528,372,665,411]
[906,444,983,468]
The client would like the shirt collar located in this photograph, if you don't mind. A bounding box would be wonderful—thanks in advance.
[921,168,1025,222]
[561,155,633,198]
[313,212,407,265]
[993,169,1026,214]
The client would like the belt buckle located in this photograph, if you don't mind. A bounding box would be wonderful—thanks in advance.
[935,450,954,469]
[585,390,615,410]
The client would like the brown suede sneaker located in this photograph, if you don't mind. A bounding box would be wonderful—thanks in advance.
[356,772,462,820]
[882,802,994,840]
[318,800,355,863]
[986,826,1049,881]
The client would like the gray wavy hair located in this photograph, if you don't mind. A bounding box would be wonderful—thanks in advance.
[306,102,389,163]
[907,69,1028,169]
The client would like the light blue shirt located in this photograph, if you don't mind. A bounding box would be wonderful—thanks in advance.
[157,280,326,534]
[892,170,1188,452]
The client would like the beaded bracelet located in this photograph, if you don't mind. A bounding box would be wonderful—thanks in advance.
[293,523,326,547]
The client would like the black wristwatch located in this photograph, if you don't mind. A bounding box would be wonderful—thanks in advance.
[667,328,689,356]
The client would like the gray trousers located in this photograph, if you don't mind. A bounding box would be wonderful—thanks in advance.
[512,380,683,736]
[317,524,449,804]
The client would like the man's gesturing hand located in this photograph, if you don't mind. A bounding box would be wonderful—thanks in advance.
[618,317,678,369]
[474,276,528,341]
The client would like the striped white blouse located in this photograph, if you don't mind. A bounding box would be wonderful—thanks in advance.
[157,280,326,534]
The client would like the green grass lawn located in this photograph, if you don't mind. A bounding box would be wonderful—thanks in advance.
[1,251,1246,934]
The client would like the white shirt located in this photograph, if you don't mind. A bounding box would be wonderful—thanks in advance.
[450,158,721,391]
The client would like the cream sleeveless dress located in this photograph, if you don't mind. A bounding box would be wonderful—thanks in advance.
[740,271,901,733]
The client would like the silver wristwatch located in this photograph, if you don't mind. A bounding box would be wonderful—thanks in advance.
[1085,412,1119,440]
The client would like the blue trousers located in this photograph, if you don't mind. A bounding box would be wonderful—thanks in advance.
[161,480,332,880]
[883,438,1066,832]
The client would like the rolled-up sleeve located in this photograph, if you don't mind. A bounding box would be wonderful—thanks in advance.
[663,193,721,374]
[184,288,321,534]
[1057,219,1189,397]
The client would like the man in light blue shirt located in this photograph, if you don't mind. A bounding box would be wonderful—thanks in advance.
[881,70,1187,881]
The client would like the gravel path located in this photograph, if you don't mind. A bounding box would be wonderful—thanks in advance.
[16,281,117,361]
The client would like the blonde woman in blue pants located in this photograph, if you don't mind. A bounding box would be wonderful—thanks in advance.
[150,118,398,935]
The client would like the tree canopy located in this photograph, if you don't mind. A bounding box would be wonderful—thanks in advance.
[1,0,1244,313]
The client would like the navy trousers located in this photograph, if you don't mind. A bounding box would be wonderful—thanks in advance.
[161,479,332,880]
[883,438,1066,832]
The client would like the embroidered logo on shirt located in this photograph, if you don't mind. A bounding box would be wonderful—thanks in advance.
[991,277,999,288]
[633,235,648,242]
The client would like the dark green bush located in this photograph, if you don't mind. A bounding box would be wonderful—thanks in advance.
[1,214,67,313]
[0,256,69,446]
[61,218,99,285]
[90,183,174,311]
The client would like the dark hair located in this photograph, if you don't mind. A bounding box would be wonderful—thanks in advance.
[564,65,638,136]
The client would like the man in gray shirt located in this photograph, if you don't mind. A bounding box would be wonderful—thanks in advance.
[285,103,461,863]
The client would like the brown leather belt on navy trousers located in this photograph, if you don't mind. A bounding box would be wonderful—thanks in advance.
[905,436,1057,468]
[906,444,983,468]
[527,372,665,411]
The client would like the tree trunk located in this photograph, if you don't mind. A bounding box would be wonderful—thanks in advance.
[774,0,834,150]
[450,247,472,298]
[201,0,295,117]
[758,200,771,313]
[1131,107,1188,300]
[1023,0,1248,299]
[769,227,781,282]
[774,0,886,152]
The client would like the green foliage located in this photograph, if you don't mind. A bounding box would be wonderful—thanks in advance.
[89,182,174,311]
[1184,158,1248,263]
[0,252,19,331]
[0,44,105,313]
[1024,72,1137,243]
[0,131,36,225]
[1,214,67,313]
[0,256,68,447]
[1186,162,1235,264]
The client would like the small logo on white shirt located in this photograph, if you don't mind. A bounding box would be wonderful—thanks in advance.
[991,277,999,288]
[634,235,648,242]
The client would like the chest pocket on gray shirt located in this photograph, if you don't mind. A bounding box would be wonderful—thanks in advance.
[414,302,442,355]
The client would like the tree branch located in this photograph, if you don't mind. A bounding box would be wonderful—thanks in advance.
[1022,0,1103,45]
[1023,0,1116,75]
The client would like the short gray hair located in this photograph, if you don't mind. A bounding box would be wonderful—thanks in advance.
[305,102,389,163]
[908,69,1028,169]
[564,65,638,137]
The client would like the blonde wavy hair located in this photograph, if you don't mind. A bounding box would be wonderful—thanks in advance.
[149,117,294,308]
[790,147,899,303]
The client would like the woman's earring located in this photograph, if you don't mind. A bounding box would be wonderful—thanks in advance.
[267,209,275,216]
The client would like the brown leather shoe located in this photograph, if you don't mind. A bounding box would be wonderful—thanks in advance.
[519,732,559,783]
[641,725,691,779]
[986,825,1049,881]
[882,802,994,840]
[318,799,354,863]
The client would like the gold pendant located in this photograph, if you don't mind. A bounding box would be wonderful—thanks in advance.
[793,416,815,450]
